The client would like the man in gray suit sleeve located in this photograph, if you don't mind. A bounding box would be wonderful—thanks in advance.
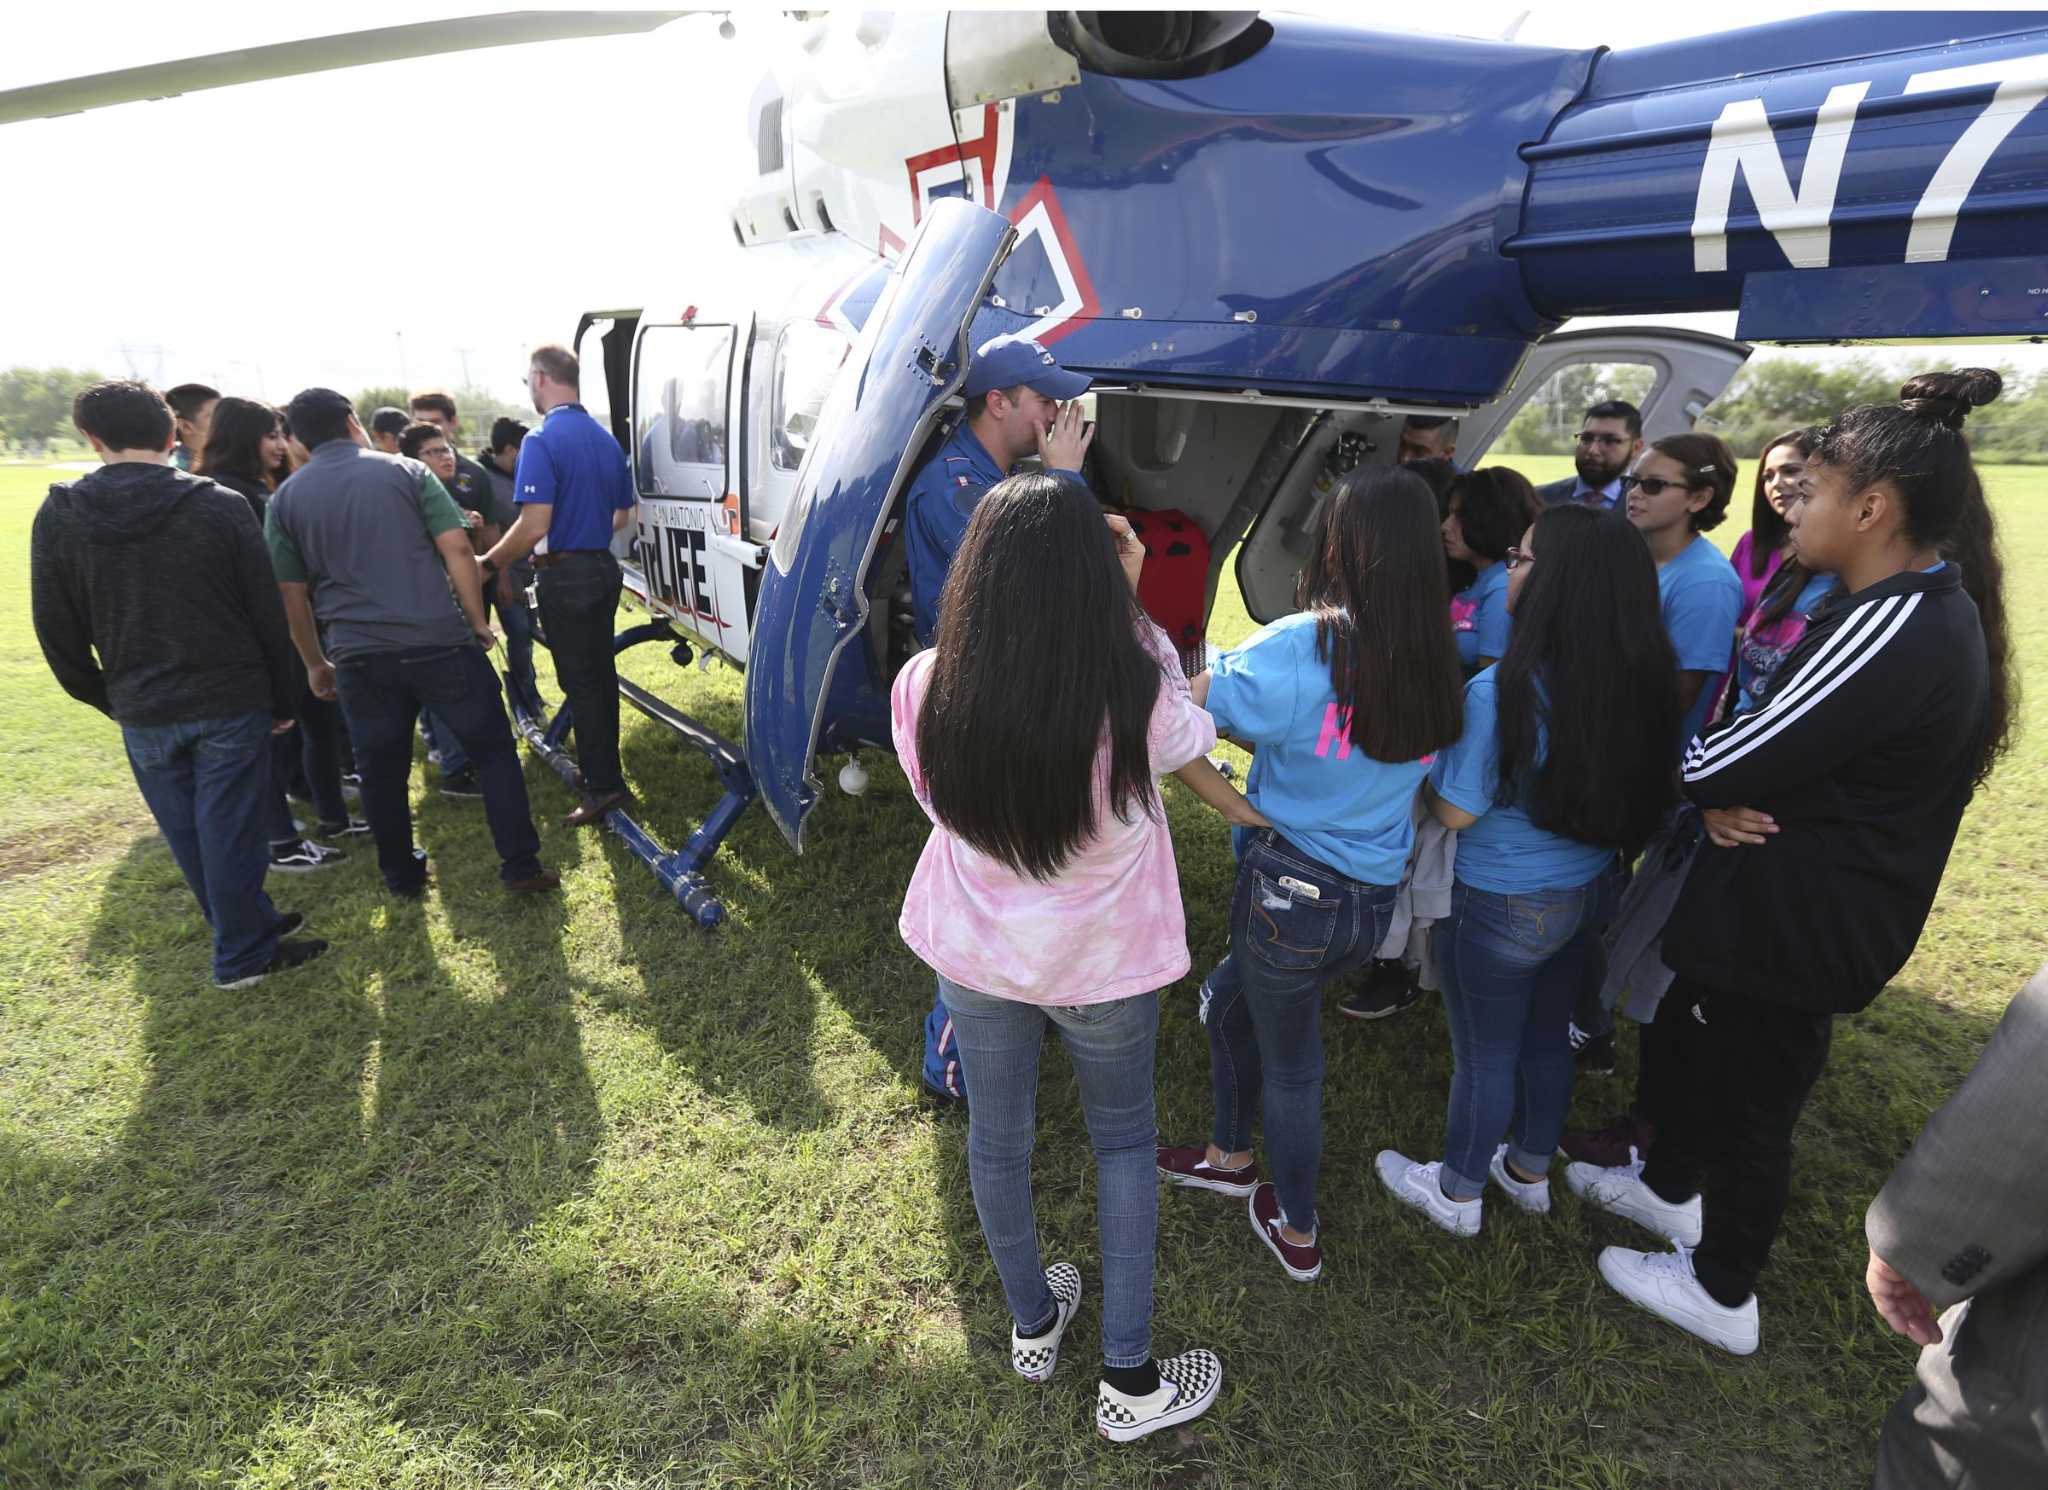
[1865,960,2048,1488]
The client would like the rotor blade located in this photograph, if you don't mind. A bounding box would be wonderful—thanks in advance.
[0,9,693,126]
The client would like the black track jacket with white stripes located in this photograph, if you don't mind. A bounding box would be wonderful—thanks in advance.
[1664,562,1988,1013]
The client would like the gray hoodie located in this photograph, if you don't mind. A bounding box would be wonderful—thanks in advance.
[30,462,298,725]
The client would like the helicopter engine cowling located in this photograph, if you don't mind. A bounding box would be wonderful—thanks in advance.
[1050,12,1267,80]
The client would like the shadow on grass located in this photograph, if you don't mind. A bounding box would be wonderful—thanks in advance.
[0,833,618,1483]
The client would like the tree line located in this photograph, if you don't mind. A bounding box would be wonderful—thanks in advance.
[0,369,530,452]
[1498,353,2048,463]
[8,357,2048,462]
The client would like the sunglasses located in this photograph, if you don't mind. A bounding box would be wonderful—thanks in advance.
[1618,474,1699,497]
[1505,545,1535,571]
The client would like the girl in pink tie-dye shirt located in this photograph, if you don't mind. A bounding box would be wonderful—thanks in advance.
[892,471,1259,1442]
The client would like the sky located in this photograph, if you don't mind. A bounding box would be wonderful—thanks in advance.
[4,1,2042,406]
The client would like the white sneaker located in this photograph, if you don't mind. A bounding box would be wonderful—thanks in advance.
[1374,1151,1482,1237]
[1565,1155,1703,1247]
[1598,1246,1759,1355]
[1487,1146,1552,1215]
[1096,1349,1222,1442]
[1011,1263,1083,1383]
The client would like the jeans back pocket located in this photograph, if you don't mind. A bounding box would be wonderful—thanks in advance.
[1244,869,1341,972]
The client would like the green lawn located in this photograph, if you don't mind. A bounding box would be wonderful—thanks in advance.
[2,456,2042,1489]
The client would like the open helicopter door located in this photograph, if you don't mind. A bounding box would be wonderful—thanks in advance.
[1455,326,1753,464]
[744,197,1016,850]
[627,317,758,659]
[1233,326,1751,623]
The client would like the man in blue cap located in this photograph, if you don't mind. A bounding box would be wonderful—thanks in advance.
[904,332,1096,1107]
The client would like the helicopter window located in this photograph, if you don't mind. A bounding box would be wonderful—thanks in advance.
[770,320,850,473]
[633,323,734,499]
[1495,360,1657,458]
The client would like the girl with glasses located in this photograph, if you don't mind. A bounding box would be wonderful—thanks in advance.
[1621,434,1746,753]
[1441,468,1541,675]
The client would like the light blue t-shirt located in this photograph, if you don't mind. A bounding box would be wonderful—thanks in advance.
[1450,560,1510,672]
[1430,668,1616,895]
[1659,533,1744,752]
[1205,611,1432,886]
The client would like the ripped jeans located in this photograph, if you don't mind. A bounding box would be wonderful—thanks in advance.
[1205,831,1396,1232]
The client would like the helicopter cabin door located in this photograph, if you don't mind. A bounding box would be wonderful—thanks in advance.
[1455,327,1753,466]
[743,197,1017,851]
[627,318,757,662]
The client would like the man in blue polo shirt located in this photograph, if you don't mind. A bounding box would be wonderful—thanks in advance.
[904,334,1095,645]
[902,333,1096,1105]
[480,344,637,827]
[1538,401,1643,509]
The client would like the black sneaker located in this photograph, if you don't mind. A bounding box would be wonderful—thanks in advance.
[215,937,329,989]
[314,817,374,839]
[439,769,483,799]
[269,839,347,872]
[1570,1023,1618,1076]
[1339,959,1421,1021]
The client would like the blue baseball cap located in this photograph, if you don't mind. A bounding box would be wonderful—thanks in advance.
[963,334,1092,400]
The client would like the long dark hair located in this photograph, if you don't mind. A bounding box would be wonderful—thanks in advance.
[1494,505,1679,853]
[1745,426,1819,576]
[196,396,285,490]
[1446,466,1540,565]
[1812,368,2015,786]
[916,472,1163,881]
[1295,466,1463,762]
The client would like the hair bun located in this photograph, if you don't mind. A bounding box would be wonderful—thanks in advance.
[1898,367,2002,430]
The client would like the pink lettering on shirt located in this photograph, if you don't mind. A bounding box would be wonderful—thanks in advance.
[1316,703,1354,760]
[1449,595,1478,633]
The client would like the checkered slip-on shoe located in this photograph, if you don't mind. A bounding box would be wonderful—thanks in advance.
[1095,1348,1223,1443]
[1010,1263,1083,1383]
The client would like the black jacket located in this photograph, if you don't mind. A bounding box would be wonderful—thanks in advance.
[30,462,299,726]
[1664,563,1988,1013]
[206,469,270,523]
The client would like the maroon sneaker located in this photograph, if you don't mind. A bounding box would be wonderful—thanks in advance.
[1558,1111,1656,1168]
[1247,1182,1321,1282]
[1157,1144,1259,1197]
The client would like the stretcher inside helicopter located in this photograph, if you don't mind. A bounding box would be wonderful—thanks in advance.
[528,200,1748,925]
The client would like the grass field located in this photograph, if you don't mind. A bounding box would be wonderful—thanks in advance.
[2,454,2042,1489]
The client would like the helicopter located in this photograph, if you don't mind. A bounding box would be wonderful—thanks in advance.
[10,9,2048,925]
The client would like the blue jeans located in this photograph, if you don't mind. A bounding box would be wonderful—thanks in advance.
[938,977,1159,1368]
[422,709,471,776]
[1435,868,1623,1199]
[267,685,350,842]
[335,643,542,892]
[1206,831,1396,1231]
[121,711,286,982]
[495,567,542,716]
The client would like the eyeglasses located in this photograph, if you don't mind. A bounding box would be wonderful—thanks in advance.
[1577,432,1630,447]
[1504,545,1535,571]
[1617,474,1699,497]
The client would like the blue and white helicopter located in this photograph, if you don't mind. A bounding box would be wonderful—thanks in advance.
[11,9,2048,924]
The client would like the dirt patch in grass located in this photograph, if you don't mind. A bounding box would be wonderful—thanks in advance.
[0,808,152,882]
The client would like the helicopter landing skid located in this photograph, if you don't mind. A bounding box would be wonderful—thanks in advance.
[508,618,754,929]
